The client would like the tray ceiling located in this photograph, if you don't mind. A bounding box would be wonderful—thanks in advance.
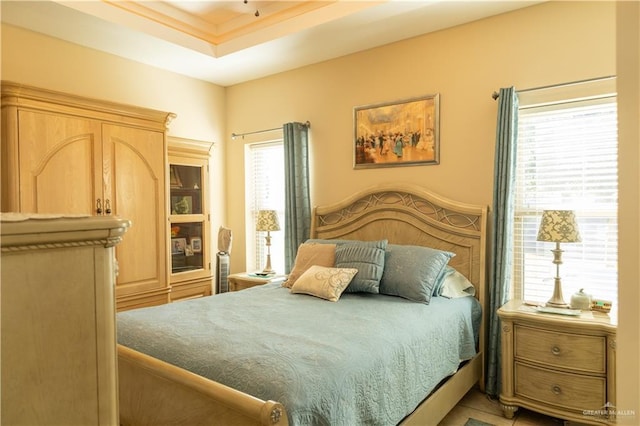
[1,1,543,86]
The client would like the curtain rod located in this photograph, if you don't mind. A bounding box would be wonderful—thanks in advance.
[491,75,616,100]
[231,121,311,139]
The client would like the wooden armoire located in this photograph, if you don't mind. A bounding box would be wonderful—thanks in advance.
[1,82,175,310]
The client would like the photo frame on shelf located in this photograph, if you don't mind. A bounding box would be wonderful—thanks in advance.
[171,238,187,255]
[172,195,192,214]
[191,237,202,253]
[354,94,440,169]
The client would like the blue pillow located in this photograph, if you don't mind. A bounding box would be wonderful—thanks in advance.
[379,244,455,304]
[335,241,387,293]
[305,239,388,293]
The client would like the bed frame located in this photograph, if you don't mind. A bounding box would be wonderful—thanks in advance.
[118,183,488,426]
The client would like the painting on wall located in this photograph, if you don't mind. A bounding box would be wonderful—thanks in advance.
[354,94,440,168]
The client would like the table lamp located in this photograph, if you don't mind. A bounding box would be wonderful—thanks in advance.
[536,210,581,308]
[256,210,280,274]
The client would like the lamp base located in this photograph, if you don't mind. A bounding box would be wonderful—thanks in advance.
[262,252,275,275]
[545,245,570,309]
[545,300,570,309]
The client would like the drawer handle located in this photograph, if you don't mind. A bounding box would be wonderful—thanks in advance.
[552,385,561,395]
[551,346,561,355]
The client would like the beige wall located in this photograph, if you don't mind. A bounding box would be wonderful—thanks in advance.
[616,1,640,422]
[0,23,228,262]
[226,1,615,270]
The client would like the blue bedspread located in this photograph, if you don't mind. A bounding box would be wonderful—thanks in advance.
[117,282,481,426]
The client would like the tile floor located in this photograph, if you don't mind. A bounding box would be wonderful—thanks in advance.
[438,387,587,426]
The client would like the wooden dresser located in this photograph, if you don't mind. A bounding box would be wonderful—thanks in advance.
[498,300,616,425]
[1,214,130,425]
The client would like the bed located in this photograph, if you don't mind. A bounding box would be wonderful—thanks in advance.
[117,183,488,425]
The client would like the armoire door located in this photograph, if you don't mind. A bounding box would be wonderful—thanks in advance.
[102,124,167,301]
[17,110,102,214]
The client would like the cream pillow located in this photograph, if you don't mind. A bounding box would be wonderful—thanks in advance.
[290,265,358,302]
[440,270,476,298]
[283,243,337,288]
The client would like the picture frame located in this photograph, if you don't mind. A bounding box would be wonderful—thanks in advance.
[354,94,440,169]
[171,238,187,255]
[191,237,202,253]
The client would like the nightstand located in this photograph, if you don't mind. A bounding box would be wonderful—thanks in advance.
[227,272,286,292]
[498,300,616,425]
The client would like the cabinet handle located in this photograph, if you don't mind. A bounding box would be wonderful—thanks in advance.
[551,346,561,355]
[96,199,103,215]
[552,385,561,395]
[105,199,112,215]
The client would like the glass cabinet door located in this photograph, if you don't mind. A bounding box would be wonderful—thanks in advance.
[169,163,207,275]
[167,137,213,302]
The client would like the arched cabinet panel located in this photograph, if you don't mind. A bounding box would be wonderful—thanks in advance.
[1,82,174,310]
[105,125,166,300]
[17,110,100,215]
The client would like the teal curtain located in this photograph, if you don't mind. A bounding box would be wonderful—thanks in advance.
[485,87,518,397]
[283,122,311,273]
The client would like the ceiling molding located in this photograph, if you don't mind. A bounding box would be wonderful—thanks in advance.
[2,0,545,86]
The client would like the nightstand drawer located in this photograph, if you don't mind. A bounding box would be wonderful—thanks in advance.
[515,362,606,412]
[515,325,606,374]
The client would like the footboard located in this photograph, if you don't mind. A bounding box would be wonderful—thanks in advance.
[401,352,482,425]
[118,345,289,426]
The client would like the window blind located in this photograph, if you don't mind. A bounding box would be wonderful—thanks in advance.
[513,81,618,307]
[245,141,285,273]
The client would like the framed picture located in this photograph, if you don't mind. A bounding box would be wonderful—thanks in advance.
[171,195,192,214]
[191,237,202,253]
[354,94,440,169]
[171,237,187,255]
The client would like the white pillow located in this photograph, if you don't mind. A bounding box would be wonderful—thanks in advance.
[290,265,358,302]
[440,270,476,298]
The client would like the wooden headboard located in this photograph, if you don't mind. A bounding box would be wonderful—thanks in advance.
[310,183,489,351]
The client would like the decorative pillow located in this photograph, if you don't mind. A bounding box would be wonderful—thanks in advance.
[334,241,387,293]
[440,268,476,298]
[432,265,456,296]
[283,243,337,288]
[290,265,358,302]
[379,244,455,304]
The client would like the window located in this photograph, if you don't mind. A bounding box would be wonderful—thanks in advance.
[245,141,285,273]
[513,78,618,307]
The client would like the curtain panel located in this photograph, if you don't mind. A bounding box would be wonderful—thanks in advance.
[485,87,518,397]
[283,122,311,273]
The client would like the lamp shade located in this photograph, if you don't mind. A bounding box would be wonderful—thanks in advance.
[256,210,280,232]
[536,210,581,243]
